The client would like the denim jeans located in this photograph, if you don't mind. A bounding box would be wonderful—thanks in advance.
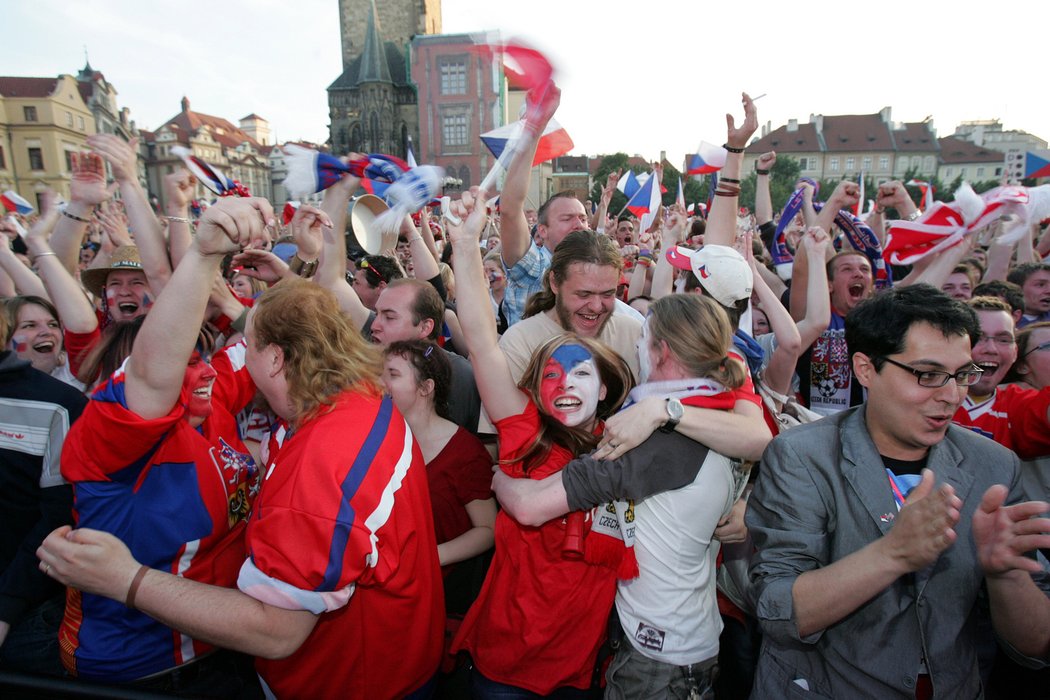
[0,596,65,677]
[470,668,593,699]
[604,644,717,700]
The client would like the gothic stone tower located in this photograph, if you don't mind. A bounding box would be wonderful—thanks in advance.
[328,0,441,157]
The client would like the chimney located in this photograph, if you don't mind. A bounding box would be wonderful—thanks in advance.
[761,120,771,137]
[879,106,892,124]
[810,114,824,133]
[787,119,798,133]
[181,96,190,113]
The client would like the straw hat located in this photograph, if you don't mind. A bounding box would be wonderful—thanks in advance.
[81,245,144,297]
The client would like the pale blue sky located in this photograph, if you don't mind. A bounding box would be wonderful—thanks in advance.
[5,0,1047,161]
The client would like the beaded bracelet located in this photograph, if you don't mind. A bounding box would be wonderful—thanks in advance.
[724,144,745,154]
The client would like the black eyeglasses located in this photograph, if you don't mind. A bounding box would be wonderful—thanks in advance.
[1023,340,1050,359]
[879,356,984,388]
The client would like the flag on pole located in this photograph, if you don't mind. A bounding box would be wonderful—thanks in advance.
[685,142,728,175]
[617,171,641,200]
[625,173,658,220]
[676,177,686,211]
[906,179,935,211]
[1,190,34,215]
[406,135,418,169]
[480,118,573,165]
[855,171,865,216]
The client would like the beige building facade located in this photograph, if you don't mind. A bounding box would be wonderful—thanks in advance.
[0,74,96,207]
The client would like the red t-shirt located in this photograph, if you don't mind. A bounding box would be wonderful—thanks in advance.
[452,397,617,694]
[953,384,1050,460]
[426,426,493,568]
[248,392,443,700]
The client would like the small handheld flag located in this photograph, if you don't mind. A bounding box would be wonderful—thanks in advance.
[0,190,34,215]
[686,142,728,176]
[171,146,251,197]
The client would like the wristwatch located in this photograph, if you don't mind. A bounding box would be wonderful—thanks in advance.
[659,397,684,433]
[288,253,318,278]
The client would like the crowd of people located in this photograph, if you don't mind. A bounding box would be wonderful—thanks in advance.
[0,82,1048,700]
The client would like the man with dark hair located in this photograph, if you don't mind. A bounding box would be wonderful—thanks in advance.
[747,284,1050,698]
[1007,262,1050,327]
[973,279,1025,322]
[351,254,405,311]
[371,279,481,433]
[952,296,1050,459]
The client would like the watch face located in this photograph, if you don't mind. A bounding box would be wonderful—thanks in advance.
[668,398,684,421]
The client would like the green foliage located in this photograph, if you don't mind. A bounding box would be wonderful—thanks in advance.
[738,155,802,213]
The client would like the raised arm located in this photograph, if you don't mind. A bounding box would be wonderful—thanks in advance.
[498,83,560,268]
[795,227,833,351]
[22,193,98,333]
[649,210,688,299]
[746,233,802,396]
[89,135,173,297]
[705,92,758,248]
[0,218,48,299]
[163,170,197,268]
[448,189,528,422]
[51,153,114,274]
[314,167,371,329]
[125,198,274,420]
[754,151,776,226]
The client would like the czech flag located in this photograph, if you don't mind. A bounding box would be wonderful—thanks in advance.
[1,190,34,215]
[617,171,641,200]
[625,172,659,220]
[481,118,573,165]
[686,142,728,176]
[1025,151,1050,179]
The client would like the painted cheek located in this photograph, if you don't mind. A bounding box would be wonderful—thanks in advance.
[539,361,563,412]
[11,335,27,353]
[141,293,153,309]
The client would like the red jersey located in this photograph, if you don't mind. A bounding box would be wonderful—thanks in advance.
[244,391,443,700]
[452,398,617,694]
[953,384,1050,460]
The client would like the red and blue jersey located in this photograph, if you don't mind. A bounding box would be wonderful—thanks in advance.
[953,384,1050,460]
[59,343,259,681]
[243,391,443,700]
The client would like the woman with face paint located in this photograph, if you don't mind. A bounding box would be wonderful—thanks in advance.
[48,199,266,692]
[446,189,634,698]
[3,296,84,391]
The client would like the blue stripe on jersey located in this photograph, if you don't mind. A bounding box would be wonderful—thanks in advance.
[92,374,128,407]
[319,396,393,591]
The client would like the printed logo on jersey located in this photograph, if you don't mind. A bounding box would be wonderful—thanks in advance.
[209,437,259,526]
[634,622,666,652]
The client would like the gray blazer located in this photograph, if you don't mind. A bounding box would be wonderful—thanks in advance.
[746,405,1045,699]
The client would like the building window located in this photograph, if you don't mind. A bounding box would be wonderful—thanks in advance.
[862,157,872,170]
[440,61,467,95]
[459,165,471,189]
[829,157,839,172]
[442,114,469,149]
[65,150,74,172]
[945,167,952,177]
[28,148,44,171]
[66,111,74,127]
[798,157,808,170]
[995,167,1002,176]
[0,146,5,170]
[23,106,37,122]
[977,166,985,177]
[923,156,934,172]
[845,157,855,170]
[78,116,86,130]
[879,156,889,170]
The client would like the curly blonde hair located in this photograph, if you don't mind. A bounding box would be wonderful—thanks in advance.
[251,278,383,423]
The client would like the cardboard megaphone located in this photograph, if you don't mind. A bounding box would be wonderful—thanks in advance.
[350,194,399,255]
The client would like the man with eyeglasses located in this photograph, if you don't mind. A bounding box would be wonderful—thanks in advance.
[952,296,1050,460]
[746,284,1050,698]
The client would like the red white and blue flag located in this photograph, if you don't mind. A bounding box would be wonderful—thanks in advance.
[1,190,34,215]
[1025,150,1050,179]
[686,142,728,176]
[171,146,251,197]
[480,118,573,165]
[906,179,935,211]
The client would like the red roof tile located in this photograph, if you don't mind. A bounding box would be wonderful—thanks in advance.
[748,122,822,153]
[0,76,59,98]
[937,136,1003,164]
[159,102,262,150]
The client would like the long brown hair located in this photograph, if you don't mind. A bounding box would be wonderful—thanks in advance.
[251,278,383,424]
[510,333,633,474]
